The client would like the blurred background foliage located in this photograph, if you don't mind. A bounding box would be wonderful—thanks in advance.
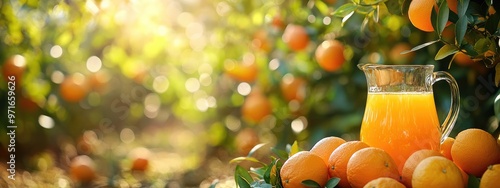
[0,0,499,187]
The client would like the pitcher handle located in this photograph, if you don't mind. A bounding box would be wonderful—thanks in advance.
[432,71,460,143]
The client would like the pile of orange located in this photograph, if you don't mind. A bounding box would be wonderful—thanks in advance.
[279,128,500,188]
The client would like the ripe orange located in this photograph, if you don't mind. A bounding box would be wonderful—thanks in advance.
[2,54,26,84]
[309,136,346,164]
[280,75,307,103]
[454,52,474,66]
[70,155,96,182]
[234,128,260,155]
[252,29,272,52]
[389,43,415,65]
[280,151,329,188]
[408,0,436,32]
[271,15,285,30]
[347,147,400,188]
[480,164,500,188]
[315,40,345,72]
[282,24,310,51]
[440,137,454,160]
[412,156,463,188]
[401,149,442,187]
[328,141,369,188]
[129,147,151,172]
[363,177,405,188]
[451,128,500,177]
[241,89,272,123]
[60,73,90,103]
[224,56,258,83]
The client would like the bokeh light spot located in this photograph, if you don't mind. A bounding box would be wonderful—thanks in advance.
[291,116,308,133]
[51,71,65,84]
[199,73,212,86]
[120,128,135,144]
[50,45,63,58]
[144,93,161,113]
[153,76,170,93]
[269,58,280,70]
[185,78,200,93]
[237,82,251,96]
[86,56,102,73]
[38,115,55,129]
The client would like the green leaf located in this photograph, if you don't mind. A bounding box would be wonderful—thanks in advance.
[235,165,253,188]
[325,177,341,188]
[462,44,479,56]
[485,12,500,35]
[385,0,402,15]
[248,143,267,157]
[474,38,491,54]
[457,0,470,17]
[494,92,500,119]
[251,167,268,179]
[289,140,300,157]
[467,174,480,188]
[342,11,355,26]
[315,0,330,16]
[263,160,275,184]
[455,16,468,46]
[372,5,379,22]
[436,0,449,35]
[251,181,273,188]
[230,156,265,165]
[332,3,357,17]
[401,40,440,54]
[431,5,438,33]
[435,44,458,60]
[356,5,374,14]
[271,147,289,159]
[301,180,322,188]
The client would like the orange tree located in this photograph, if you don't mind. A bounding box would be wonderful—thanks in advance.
[0,0,499,186]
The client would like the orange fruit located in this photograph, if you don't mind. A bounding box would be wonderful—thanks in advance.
[389,43,415,65]
[2,54,26,84]
[224,55,258,83]
[412,156,463,188]
[315,40,345,72]
[282,24,310,51]
[451,128,500,177]
[347,147,400,188]
[440,137,454,160]
[280,75,307,103]
[252,29,272,52]
[408,0,436,32]
[70,155,96,182]
[328,141,370,188]
[309,136,346,164]
[271,15,285,30]
[60,73,90,103]
[454,52,474,66]
[363,177,405,188]
[281,151,329,188]
[241,89,272,123]
[458,166,469,186]
[129,147,151,172]
[480,164,500,188]
[234,128,260,155]
[401,149,442,187]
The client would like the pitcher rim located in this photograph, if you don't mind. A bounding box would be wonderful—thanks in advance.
[357,64,434,70]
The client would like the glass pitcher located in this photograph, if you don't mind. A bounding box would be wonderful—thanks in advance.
[358,64,460,173]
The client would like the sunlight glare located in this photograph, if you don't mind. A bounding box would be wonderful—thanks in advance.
[185,78,200,93]
[153,76,170,93]
[50,45,63,58]
[38,115,55,129]
[86,56,102,73]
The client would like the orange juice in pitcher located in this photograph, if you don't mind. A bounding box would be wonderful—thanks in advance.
[358,65,460,173]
